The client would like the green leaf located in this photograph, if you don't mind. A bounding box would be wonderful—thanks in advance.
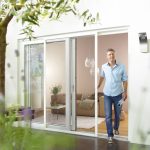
[56,12,60,19]
[25,17,39,26]
[86,14,92,20]
[82,9,89,17]
[75,0,80,3]
[49,12,54,18]
[55,0,64,8]
[96,12,100,20]
[8,0,16,4]
[71,9,77,15]
[65,9,72,13]
[20,0,26,5]
[44,6,51,9]
[84,22,86,26]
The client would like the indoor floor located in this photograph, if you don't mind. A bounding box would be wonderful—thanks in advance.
[77,114,128,136]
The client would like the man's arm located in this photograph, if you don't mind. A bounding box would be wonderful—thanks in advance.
[122,81,128,100]
[97,76,104,89]
[123,81,128,92]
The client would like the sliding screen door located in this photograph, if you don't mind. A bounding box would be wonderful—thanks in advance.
[75,35,95,133]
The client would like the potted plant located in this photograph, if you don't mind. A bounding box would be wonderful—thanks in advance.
[50,84,62,106]
[51,84,62,95]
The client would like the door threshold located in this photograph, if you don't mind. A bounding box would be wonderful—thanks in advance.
[98,133,128,141]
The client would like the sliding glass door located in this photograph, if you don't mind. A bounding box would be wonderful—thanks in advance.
[23,39,76,130]
[75,35,95,133]
[21,27,128,139]
[23,36,99,134]
[45,40,67,128]
[97,32,129,137]
[45,38,76,130]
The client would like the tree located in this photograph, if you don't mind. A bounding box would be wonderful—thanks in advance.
[0,1,98,148]
[0,0,99,98]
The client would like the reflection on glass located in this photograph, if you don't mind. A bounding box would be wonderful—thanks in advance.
[25,44,44,125]
[76,36,95,133]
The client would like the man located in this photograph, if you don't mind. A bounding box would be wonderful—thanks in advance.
[98,48,128,144]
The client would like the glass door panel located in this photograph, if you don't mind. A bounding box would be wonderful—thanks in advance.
[24,43,44,125]
[46,41,66,127]
[97,33,128,137]
[75,35,95,133]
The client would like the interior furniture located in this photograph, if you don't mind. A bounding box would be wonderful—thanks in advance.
[47,105,66,119]
[50,93,126,120]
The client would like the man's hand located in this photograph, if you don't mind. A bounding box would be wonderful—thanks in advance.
[122,81,127,100]
[98,76,104,89]
[122,91,127,101]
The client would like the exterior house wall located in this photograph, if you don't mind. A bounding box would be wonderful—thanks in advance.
[5,0,150,145]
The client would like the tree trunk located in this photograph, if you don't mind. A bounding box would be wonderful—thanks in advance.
[0,26,7,96]
[0,13,13,99]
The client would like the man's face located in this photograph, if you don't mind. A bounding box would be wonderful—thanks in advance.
[106,51,115,63]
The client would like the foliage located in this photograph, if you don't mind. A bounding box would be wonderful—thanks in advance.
[50,84,62,95]
[0,0,99,39]
[0,105,75,150]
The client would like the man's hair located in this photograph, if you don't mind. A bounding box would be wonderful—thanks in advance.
[106,48,115,53]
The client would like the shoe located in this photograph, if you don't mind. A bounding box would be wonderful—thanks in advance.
[108,137,113,144]
[114,130,119,135]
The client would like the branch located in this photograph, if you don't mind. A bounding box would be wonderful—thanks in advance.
[1,4,23,27]
[1,14,13,27]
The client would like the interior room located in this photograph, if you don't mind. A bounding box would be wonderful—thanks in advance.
[75,33,128,136]
[97,33,128,136]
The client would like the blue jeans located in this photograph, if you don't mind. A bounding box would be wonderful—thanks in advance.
[104,94,122,137]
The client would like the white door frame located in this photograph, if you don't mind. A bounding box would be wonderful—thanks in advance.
[45,38,73,130]
[97,30,129,141]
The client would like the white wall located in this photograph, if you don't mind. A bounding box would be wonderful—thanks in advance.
[6,0,150,145]
[5,19,20,107]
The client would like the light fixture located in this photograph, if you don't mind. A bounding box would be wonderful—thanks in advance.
[85,57,95,68]
[138,32,149,53]
[85,57,100,76]
[85,57,90,67]
[85,57,95,75]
